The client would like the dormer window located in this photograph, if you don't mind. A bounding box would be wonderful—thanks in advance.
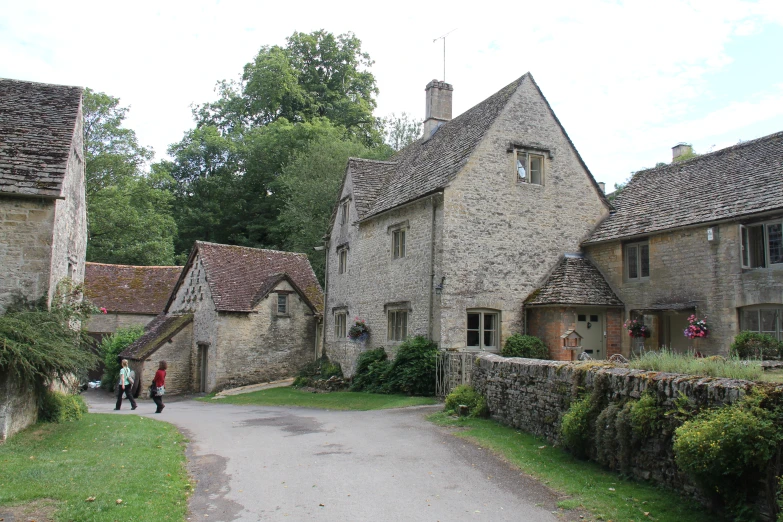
[515,150,544,185]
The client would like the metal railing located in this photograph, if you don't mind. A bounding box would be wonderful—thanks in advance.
[435,351,476,397]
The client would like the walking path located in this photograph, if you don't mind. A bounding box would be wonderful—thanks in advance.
[86,390,566,521]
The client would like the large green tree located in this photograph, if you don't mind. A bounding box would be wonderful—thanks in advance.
[83,89,177,265]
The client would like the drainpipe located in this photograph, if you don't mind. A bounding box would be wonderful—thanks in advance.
[318,240,329,361]
[428,195,437,340]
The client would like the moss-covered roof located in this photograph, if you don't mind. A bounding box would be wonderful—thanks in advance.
[85,263,183,315]
[120,314,193,361]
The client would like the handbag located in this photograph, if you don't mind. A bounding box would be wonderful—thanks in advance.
[149,382,156,396]
[156,386,165,396]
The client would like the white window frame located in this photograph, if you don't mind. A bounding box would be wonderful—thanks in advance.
[466,309,500,351]
[387,310,408,342]
[338,247,347,274]
[392,228,406,259]
[625,241,650,281]
[335,312,347,340]
[340,200,350,225]
[515,150,544,185]
[741,219,783,269]
[277,294,288,315]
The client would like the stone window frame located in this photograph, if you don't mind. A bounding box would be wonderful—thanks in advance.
[340,198,351,226]
[385,301,411,342]
[334,310,348,340]
[740,306,782,341]
[466,308,500,351]
[510,145,551,186]
[740,218,783,269]
[276,292,291,316]
[336,243,349,274]
[624,240,650,282]
[388,221,409,260]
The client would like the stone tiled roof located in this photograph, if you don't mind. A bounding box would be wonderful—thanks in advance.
[0,78,83,198]
[586,131,783,244]
[349,158,397,219]
[120,314,193,361]
[525,256,623,306]
[84,263,183,315]
[168,242,324,314]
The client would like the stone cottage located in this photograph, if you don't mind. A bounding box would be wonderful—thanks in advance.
[580,133,783,356]
[323,74,611,372]
[121,241,324,395]
[0,78,86,441]
[0,78,86,313]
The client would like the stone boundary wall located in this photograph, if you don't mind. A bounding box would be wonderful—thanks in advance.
[0,370,38,442]
[471,354,751,492]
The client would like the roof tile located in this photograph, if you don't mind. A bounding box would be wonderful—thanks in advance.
[526,256,623,306]
[84,263,183,315]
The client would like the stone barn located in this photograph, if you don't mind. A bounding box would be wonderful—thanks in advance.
[121,242,323,396]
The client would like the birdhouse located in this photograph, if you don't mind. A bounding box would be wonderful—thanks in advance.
[561,329,583,350]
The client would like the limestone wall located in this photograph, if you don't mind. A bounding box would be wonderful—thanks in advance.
[134,322,194,398]
[472,354,749,491]
[585,218,783,356]
[0,370,37,442]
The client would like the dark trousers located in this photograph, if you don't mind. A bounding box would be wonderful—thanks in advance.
[115,385,137,409]
[152,393,164,413]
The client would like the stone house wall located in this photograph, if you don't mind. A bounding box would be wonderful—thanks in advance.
[132,322,194,399]
[325,191,442,376]
[438,79,609,350]
[87,313,156,336]
[471,354,749,493]
[0,370,38,442]
[215,280,317,390]
[585,218,783,355]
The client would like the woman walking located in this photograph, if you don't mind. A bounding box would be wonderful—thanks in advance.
[114,359,137,410]
[151,360,167,413]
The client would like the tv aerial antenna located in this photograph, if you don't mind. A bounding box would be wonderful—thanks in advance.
[433,28,458,82]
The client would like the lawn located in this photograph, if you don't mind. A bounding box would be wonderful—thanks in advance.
[0,414,190,522]
[201,386,438,410]
[429,413,714,522]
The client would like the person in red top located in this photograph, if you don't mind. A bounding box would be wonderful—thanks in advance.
[151,360,167,413]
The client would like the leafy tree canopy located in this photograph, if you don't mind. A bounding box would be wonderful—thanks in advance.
[382,112,422,151]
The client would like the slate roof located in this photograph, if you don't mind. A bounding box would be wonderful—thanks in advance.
[586,131,783,244]
[167,242,324,314]
[120,314,193,361]
[525,256,623,307]
[84,263,183,315]
[0,78,83,198]
[339,73,609,223]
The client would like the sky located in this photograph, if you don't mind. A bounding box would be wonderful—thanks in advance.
[1,0,782,189]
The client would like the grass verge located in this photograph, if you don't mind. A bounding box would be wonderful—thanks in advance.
[0,413,189,522]
[628,349,762,380]
[429,412,713,522]
[200,386,437,410]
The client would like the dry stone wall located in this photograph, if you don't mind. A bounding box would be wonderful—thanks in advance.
[0,370,37,442]
[471,353,750,491]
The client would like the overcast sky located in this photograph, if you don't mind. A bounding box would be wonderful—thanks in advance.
[2,0,782,188]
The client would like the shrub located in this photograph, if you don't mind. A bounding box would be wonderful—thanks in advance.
[444,384,488,418]
[350,348,390,393]
[673,392,782,515]
[99,326,145,390]
[293,357,343,387]
[385,336,438,396]
[502,334,548,359]
[629,391,663,438]
[731,331,783,360]
[39,391,88,423]
[559,396,593,459]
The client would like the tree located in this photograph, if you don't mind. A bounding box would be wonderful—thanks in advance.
[383,113,421,151]
[276,134,392,282]
[83,89,177,265]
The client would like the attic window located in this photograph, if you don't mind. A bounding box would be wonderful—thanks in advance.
[340,200,350,225]
[277,294,288,315]
[515,150,544,185]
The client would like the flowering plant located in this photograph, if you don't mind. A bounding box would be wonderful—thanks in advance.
[623,319,650,338]
[348,318,369,342]
[683,314,708,339]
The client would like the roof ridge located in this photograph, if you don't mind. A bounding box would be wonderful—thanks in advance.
[85,261,183,269]
[196,241,308,257]
[348,157,398,165]
[0,77,83,90]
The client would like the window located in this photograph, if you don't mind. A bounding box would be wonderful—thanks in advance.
[277,294,288,314]
[392,228,406,259]
[340,200,350,225]
[466,310,499,350]
[338,248,347,274]
[388,310,408,341]
[741,220,783,268]
[335,313,347,339]
[625,241,650,281]
[742,307,782,341]
[515,151,544,185]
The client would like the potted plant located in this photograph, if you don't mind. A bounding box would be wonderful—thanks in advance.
[623,319,651,338]
[683,315,708,339]
[348,318,369,343]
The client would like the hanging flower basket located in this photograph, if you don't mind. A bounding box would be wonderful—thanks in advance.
[683,315,708,339]
[623,319,651,338]
[348,318,369,342]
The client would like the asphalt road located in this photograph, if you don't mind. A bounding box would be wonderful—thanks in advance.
[88,391,566,521]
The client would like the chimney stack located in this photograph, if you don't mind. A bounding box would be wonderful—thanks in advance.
[672,143,693,161]
[598,182,606,194]
[423,80,453,138]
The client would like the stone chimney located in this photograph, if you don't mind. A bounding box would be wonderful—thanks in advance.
[672,143,693,161]
[598,182,606,194]
[423,80,453,138]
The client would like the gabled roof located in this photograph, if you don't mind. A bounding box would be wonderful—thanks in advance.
[337,73,609,223]
[586,131,783,244]
[166,242,323,314]
[0,78,83,199]
[525,256,623,307]
[120,314,193,361]
[84,262,183,315]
